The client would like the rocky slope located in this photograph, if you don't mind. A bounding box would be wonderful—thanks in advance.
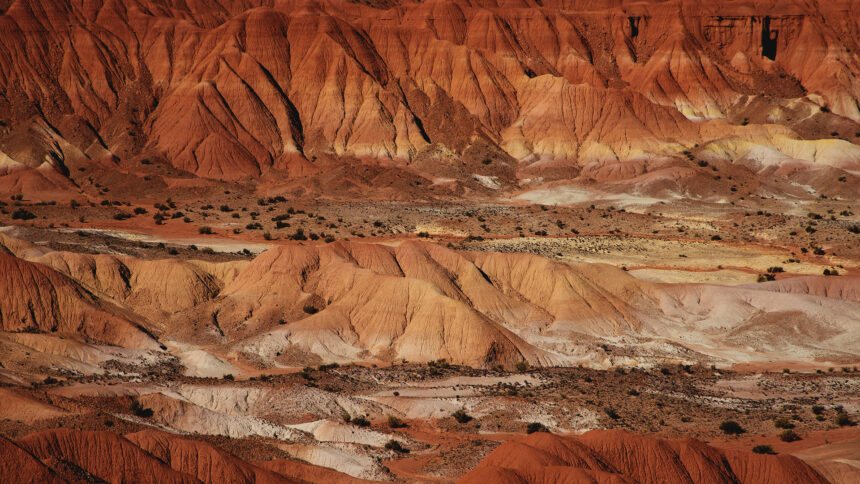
[3,428,365,483]
[459,429,831,484]
[0,249,160,349]
[1,233,857,370]
[3,426,851,483]
[0,0,858,199]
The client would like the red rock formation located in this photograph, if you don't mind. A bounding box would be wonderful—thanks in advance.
[257,458,376,484]
[8,428,371,483]
[17,429,200,484]
[125,430,298,484]
[459,429,830,484]
[0,436,63,484]
[0,251,159,349]
[0,0,857,192]
[2,234,858,368]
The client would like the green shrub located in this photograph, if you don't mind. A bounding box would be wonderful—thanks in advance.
[526,422,549,434]
[779,430,801,442]
[387,416,407,428]
[835,412,855,427]
[719,420,745,435]
[351,416,370,427]
[12,208,36,220]
[302,305,318,315]
[131,400,154,418]
[452,409,473,424]
[773,417,794,429]
[384,440,408,453]
[752,445,775,454]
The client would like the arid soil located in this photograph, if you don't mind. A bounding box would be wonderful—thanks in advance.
[1,362,858,482]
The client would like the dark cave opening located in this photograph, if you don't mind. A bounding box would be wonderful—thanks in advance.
[761,16,778,60]
[628,17,640,38]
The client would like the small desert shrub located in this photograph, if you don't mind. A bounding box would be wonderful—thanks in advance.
[387,416,407,428]
[452,409,473,424]
[835,412,855,427]
[719,420,745,435]
[131,400,154,418]
[604,407,620,420]
[773,417,794,429]
[384,440,408,453]
[12,208,36,220]
[198,226,213,234]
[428,359,451,369]
[779,430,801,442]
[752,445,775,454]
[515,360,530,372]
[351,416,370,427]
[526,422,549,434]
[302,305,318,315]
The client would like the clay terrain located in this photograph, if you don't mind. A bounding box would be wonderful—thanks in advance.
[1,0,859,482]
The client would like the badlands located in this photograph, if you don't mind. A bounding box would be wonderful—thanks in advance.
[0,0,859,482]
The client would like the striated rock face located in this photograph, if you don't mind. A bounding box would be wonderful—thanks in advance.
[0,436,63,484]
[2,233,858,368]
[0,0,857,190]
[10,428,364,484]
[459,429,830,484]
[125,430,298,484]
[17,429,201,484]
[0,250,160,349]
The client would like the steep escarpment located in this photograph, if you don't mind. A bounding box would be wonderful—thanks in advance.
[0,0,858,197]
